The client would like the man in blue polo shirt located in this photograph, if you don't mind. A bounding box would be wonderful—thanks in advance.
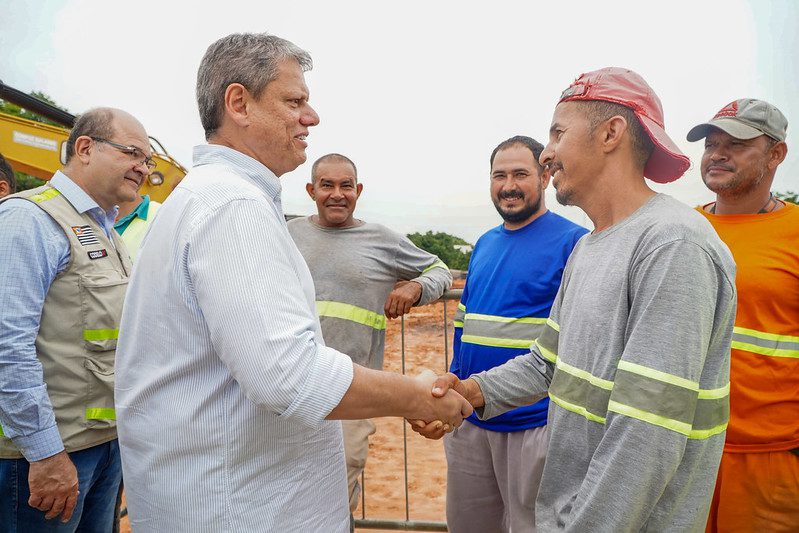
[446,136,587,533]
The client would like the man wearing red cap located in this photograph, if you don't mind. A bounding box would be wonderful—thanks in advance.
[413,67,737,531]
[688,99,799,532]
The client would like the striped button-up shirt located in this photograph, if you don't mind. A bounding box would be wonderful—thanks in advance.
[115,144,354,532]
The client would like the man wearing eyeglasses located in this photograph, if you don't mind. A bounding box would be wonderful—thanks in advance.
[0,107,152,530]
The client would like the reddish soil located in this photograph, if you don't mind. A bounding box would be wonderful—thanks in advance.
[120,281,463,532]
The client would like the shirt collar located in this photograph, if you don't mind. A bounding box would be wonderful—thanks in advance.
[50,170,119,233]
[113,195,151,232]
[192,144,282,201]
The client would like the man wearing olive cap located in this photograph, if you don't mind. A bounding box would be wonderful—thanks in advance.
[688,99,798,532]
[412,67,737,531]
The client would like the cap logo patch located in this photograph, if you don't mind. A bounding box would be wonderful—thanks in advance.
[713,101,739,119]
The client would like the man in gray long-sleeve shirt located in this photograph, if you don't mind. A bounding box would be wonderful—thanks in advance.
[412,68,736,531]
[288,153,452,512]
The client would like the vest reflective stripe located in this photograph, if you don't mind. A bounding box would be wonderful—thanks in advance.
[423,260,448,274]
[454,303,465,328]
[30,188,62,203]
[83,328,120,341]
[316,301,386,330]
[86,408,116,420]
[460,312,546,349]
[731,326,799,359]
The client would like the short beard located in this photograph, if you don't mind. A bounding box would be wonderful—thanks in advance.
[702,168,767,199]
[493,194,542,223]
[555,188,573,206]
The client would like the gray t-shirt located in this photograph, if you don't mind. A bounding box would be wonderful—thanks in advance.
[472,194,736,531]
[288,216,452,369]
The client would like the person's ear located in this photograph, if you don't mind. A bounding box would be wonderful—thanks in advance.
[599,115,628,154]
[223,83,251,128]
[305,181,316,200]
[767,141,788,172]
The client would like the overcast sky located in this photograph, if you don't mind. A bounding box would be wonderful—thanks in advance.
[2,0,797,243]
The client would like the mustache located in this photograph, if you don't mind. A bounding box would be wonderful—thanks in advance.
[498,191,525,200]
[706,164,734,172]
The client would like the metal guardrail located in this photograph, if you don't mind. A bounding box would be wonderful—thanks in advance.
[354,289,462,532]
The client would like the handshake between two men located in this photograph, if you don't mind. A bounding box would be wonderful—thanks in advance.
[326,366,475,431]
[407,370,485,440]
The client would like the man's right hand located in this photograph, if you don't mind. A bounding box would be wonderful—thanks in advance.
[409,373,485,440]
[28,450,79,522]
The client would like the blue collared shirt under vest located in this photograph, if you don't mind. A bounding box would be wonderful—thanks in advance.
[0,171,118,461]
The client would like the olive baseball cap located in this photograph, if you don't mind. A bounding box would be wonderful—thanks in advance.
[686,98,788,142]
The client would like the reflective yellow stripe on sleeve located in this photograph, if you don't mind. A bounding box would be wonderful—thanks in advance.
[535,320,560,363]
[316,301,387,330]
[454,302,466,328]
[731,326,799,359]
[422,260,449,274]
[548,356,613,424]
[608,360,728,439]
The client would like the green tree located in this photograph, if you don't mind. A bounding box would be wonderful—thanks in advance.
[0,91,68,127]
[407,231,473,271]
[775,191,798,204]
[1,91,70,191]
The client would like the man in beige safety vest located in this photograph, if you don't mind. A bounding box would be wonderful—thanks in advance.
[0,107,154,530]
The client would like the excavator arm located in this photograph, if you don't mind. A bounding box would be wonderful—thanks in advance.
[0,79,186,202]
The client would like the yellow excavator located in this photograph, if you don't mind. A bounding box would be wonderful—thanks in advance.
[0,80,186,201]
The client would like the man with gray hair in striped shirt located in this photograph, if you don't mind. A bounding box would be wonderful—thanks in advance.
[114,32,472,532]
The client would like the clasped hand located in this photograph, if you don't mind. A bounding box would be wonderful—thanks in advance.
[408,370,476,439]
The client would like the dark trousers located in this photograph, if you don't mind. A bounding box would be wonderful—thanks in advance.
[0,440,122,532]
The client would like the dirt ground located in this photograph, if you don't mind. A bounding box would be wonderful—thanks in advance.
[120,283,462,532]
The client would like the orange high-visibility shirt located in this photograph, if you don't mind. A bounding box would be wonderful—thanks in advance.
[698,201,799,453]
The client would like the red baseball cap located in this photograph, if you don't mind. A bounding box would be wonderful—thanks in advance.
[558,67,690,183]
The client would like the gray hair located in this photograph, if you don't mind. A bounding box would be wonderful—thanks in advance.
[196,32,313,139]
[65,108,116,164]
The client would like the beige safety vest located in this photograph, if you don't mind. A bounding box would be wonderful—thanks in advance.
[0,185,131,458]
[120,200,160,262]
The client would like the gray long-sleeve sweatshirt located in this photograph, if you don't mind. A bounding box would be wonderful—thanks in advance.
[472,194,737,532]
[288,216,452,370]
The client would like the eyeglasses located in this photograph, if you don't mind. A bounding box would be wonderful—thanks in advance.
[91,137,157,171]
